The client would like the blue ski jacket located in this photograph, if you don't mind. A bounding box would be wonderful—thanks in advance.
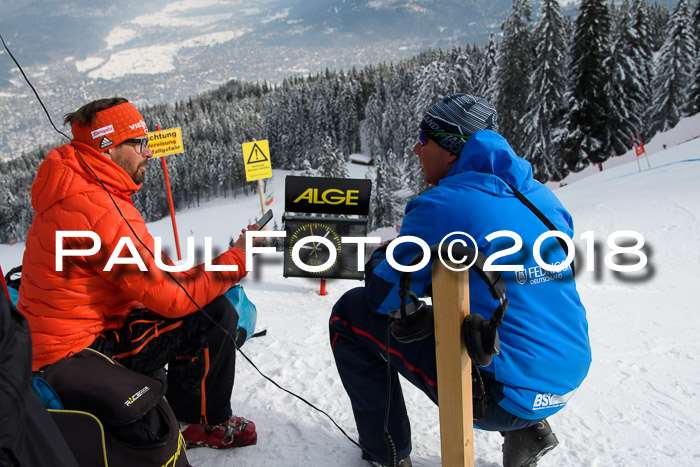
[369,130,591,419]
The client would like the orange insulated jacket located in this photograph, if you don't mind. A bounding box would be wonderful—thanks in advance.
[19,142,248,370]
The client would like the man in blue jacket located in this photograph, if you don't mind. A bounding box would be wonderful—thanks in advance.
[329,94,591,467]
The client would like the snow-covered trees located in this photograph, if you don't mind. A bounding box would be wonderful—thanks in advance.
[647,2,671,52]
[475,34,498,102]
[369,149,411,230]
[316,136,349,179]
[0,146,47,242]
[564,0,613,171]
[2,0,696,243]
[415,58,459,116]
[521,0,569,182]
[648,0,696,134]
[631,0,656,142]
[495,0,535,155]
[685,0,700,114]
[605,0,651,156]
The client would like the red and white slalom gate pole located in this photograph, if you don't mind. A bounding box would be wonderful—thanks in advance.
[631,132,642,173]
[157,124,183,261]
[319,279,327,296]
[638,132,651,169]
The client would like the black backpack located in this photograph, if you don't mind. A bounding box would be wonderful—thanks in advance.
[0,290,79,467]
[36,349,190,467]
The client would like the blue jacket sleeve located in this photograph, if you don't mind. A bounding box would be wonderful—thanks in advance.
[369,195,447,315]
[363,246,394,313]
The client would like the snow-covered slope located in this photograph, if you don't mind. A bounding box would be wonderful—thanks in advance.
[1,117,699,466]
[187,131,700,467]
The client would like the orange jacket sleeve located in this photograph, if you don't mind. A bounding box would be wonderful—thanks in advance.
[87,197,249,318]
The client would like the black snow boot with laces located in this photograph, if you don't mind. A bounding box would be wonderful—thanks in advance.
[502,419,559,467]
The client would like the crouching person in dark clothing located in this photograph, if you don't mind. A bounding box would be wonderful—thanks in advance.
[329,94,591,467]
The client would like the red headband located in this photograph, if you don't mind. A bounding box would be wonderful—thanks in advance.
[71,102,148,152]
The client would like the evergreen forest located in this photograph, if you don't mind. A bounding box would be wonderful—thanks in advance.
[1,0,698,243]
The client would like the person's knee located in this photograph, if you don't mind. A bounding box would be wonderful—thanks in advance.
[330,287,366,326]
[205,294,239,331]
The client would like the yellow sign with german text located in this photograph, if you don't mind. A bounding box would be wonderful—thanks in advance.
[242,140,272,181]
[148,128,184,158]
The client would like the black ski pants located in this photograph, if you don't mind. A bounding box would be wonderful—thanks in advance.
[90,295,238,425]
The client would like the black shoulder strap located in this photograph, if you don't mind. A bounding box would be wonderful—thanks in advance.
[504,181,576,276]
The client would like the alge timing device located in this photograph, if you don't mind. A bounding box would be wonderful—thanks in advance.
[283,176,372,280]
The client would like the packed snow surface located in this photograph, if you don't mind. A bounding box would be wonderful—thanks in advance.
[2,114,699,466]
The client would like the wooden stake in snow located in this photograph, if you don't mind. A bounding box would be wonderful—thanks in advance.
[431,260,475,467]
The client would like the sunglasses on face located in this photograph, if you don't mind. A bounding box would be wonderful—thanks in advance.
[418,130,471,146]
[123,138,149,154]
[418,130,432,146]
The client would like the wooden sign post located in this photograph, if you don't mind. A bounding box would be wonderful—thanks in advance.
[431,261,474,467]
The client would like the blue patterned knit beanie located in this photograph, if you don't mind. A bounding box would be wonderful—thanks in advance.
[419,94,499,155]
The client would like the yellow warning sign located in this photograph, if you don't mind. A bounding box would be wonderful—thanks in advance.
[242,140,272,181]
[148,128,184,158]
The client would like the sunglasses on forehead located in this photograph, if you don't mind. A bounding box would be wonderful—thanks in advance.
[123,137,150,154]
[418,130,471,146]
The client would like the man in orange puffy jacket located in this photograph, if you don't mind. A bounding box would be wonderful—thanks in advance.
[18,97,258,449]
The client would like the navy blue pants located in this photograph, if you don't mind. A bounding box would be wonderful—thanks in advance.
[330,287,540,463]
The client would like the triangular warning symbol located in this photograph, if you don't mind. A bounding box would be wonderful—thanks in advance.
[247,143,269,164]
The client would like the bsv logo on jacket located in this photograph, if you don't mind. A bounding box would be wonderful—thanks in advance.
[532,391,574,410]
